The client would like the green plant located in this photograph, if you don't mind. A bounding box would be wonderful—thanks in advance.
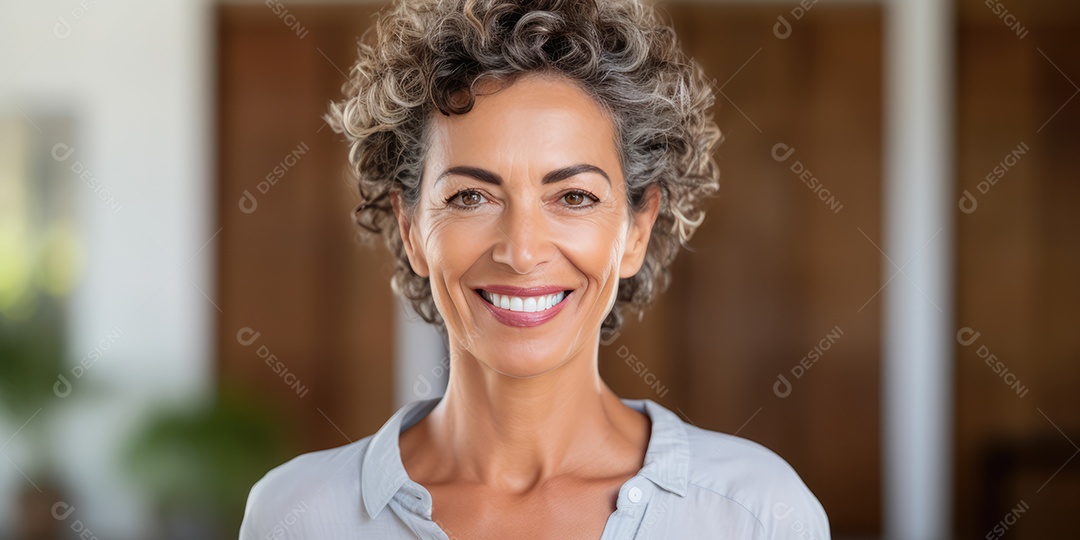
[0,298,67,477]
[123,389,289,535]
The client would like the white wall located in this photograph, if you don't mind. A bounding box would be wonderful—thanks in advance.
[0,0,213,536]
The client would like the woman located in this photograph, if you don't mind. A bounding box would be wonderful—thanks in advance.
[241,0,829,538]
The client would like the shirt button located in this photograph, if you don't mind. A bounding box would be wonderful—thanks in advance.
[628,486,643,503]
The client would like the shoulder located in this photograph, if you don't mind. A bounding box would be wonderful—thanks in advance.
[239,437,374,539]
[683,424,831,540]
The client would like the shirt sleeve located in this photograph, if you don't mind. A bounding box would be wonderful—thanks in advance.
[757,458,831,540]
[691,428,831,540]
[239,473,272,539]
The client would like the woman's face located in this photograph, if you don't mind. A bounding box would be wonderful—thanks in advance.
[393,73,660,378]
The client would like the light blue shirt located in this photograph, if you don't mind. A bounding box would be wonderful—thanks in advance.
[240,397,830,539]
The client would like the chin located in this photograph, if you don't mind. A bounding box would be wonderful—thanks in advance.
[474,340,576,378]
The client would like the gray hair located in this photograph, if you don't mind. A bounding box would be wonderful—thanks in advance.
[325,0,721,337]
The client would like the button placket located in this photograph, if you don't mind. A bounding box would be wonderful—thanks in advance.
[397,481,433,516]
[620,477,653,508]
[600,478,642,540]
[609,477,657,539]
[389,486,449,540]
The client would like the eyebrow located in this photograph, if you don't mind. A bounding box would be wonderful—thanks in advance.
[434,163,611,187]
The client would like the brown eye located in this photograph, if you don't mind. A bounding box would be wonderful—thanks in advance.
[564,192,585,206]
[461,191,482,206]
[448,190,487,208]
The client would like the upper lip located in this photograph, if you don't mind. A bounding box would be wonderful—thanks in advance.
[475,285,571,296]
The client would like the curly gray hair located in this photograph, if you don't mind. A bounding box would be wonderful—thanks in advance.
[325,0,721,337]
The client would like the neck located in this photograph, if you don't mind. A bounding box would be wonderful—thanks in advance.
[410,343,649,494]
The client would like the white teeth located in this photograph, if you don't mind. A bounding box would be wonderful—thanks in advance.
[481,290,567,313]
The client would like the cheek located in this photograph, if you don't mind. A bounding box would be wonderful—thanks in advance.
[550,214,626,283]
[420,215,491,283]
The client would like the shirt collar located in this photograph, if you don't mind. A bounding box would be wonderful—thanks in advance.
[360,397,441,519]
[360,396,690,519]
[623,398,691,497]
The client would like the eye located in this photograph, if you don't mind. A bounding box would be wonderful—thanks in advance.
[446,189,488,209]
[561,190,599,208]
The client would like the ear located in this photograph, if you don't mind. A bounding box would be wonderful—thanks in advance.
[390,190,430,278]
[619,184,662,279]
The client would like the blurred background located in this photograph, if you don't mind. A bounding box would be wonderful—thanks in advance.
[1,0,1078,538]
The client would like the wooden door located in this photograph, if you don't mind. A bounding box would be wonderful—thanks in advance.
[216,5,394,452]
[955,0,1080,537]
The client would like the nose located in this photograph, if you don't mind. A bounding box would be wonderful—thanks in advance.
[491,200,557,274]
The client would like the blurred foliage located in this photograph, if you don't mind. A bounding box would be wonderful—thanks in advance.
[123,388,289,535]
[0,296,65,430]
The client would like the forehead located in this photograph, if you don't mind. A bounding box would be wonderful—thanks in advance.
[424,74,620,171]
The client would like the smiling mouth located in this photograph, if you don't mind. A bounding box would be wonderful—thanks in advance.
[475,289,573,313]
